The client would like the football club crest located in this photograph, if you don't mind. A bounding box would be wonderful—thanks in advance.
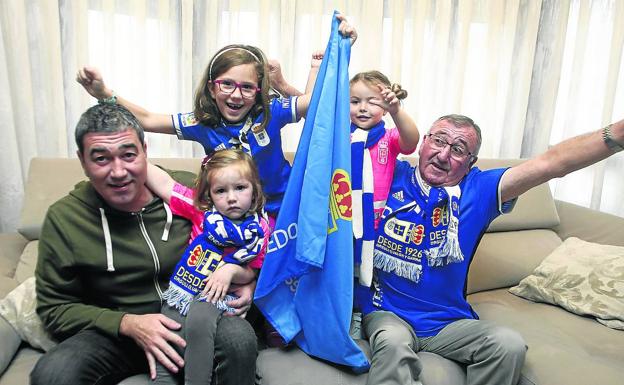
[329,169,352,233]
[384,217,416,243]
[411,224,425,245]
[377,140,388,164]
[252,125,271,147]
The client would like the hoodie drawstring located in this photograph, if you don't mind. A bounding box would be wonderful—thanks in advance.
[99,208,115,272]
[162,202,172,241]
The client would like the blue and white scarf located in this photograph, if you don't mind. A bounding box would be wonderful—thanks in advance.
[351,121,386,286]
[373,167,464,282]
[162,210,265,316]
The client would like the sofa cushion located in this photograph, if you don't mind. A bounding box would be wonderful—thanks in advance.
[509,237,624,329]
[474,159,560,233]
[0,277,57,351]
[19,159,88,240]
[470,288,624,385]
[467,229,562,294]
[256,345,467,385]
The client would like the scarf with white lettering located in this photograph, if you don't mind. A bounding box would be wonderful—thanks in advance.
[162,210,265,315]
[373,167,464,283]
[351,121,386,286]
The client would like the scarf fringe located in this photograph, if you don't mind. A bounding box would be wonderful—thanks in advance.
[373,250,422,283]
[163,285,195,316]
[164,285,239,315]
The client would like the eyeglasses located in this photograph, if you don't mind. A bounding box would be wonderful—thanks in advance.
[425,133,474,160]
[212,79,260,99]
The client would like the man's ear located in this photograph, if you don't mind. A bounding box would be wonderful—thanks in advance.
[469,155,478,167]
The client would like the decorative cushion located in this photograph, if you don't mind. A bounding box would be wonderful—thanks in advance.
[0,277,57,351]
[509,237,624,329]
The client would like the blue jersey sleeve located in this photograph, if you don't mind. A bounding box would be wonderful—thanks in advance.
[172,112,209,146]
[463,167,516,225]
[265,96,299,137]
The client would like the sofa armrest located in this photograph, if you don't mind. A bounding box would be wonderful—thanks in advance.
[0,233,28,280]
[0,316,21,377]
[554,200,624,247]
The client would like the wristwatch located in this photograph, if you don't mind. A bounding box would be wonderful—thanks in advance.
[602,124,624,153]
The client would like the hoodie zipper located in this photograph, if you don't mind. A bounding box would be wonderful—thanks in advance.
[135,211,164,300]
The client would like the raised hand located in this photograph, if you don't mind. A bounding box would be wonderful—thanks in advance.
[336,13,358,45]
[76,66,112,100]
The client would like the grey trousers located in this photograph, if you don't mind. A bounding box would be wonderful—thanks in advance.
[363,311,526,385]
[155,301,222,385]
[31,309,257,385]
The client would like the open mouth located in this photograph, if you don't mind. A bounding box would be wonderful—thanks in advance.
[226,102,244,111]
[109,181,132,190]
[431,162,449,172]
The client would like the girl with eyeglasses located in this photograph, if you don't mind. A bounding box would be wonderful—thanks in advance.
[76,14,356,219]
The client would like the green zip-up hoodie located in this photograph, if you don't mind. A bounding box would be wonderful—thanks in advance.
[35,169,194,341]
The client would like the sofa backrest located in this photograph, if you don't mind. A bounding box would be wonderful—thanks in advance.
[18,157,201,240]
[19,155,561,294]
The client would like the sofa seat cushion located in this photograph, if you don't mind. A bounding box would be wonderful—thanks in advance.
[256,344,467,385]
[469,288,624,385]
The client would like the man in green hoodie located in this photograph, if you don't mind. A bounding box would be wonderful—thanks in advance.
[31,103,257,384]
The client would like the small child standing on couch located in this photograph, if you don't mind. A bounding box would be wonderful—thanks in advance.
[147,149,269,385]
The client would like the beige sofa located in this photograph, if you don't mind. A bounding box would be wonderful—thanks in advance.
[1,156,624,385]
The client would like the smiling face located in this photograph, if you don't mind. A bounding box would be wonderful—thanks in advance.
[349,80,386,130]
[418,119,479,187]
[77,129,152,212]
[209,164,254,220]
[209,63,259,123]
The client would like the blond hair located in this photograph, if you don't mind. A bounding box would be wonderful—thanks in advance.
[194,149,265,213]
[350,70,408,100]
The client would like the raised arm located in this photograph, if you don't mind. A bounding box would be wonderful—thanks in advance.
[268,59,303,97]
[146,163,175,204]
[500,120,624,203]
[376,85,420,152]
[295,13,358,119]
[76,66,175,134]
[269,51,323,96]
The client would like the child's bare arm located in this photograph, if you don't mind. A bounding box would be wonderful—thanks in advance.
[76,66,175,134]
[202,264,255,303]
[372,85,420,152]
[146,163,175,204]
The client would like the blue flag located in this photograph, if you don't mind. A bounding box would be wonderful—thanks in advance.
[254,11,369,372]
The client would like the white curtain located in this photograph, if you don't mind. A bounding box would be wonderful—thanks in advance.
[1,0,623,232]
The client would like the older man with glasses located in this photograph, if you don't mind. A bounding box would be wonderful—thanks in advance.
[358,114,624,385]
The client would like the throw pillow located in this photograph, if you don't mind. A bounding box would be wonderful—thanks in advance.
[0,276,57,351]
[509,237,624,329]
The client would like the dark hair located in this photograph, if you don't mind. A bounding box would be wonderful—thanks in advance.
[194,149,265,214]
[75,104,144,153]
[194,45,271,133]
[434,114,483,155]
[350,70,408,100]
